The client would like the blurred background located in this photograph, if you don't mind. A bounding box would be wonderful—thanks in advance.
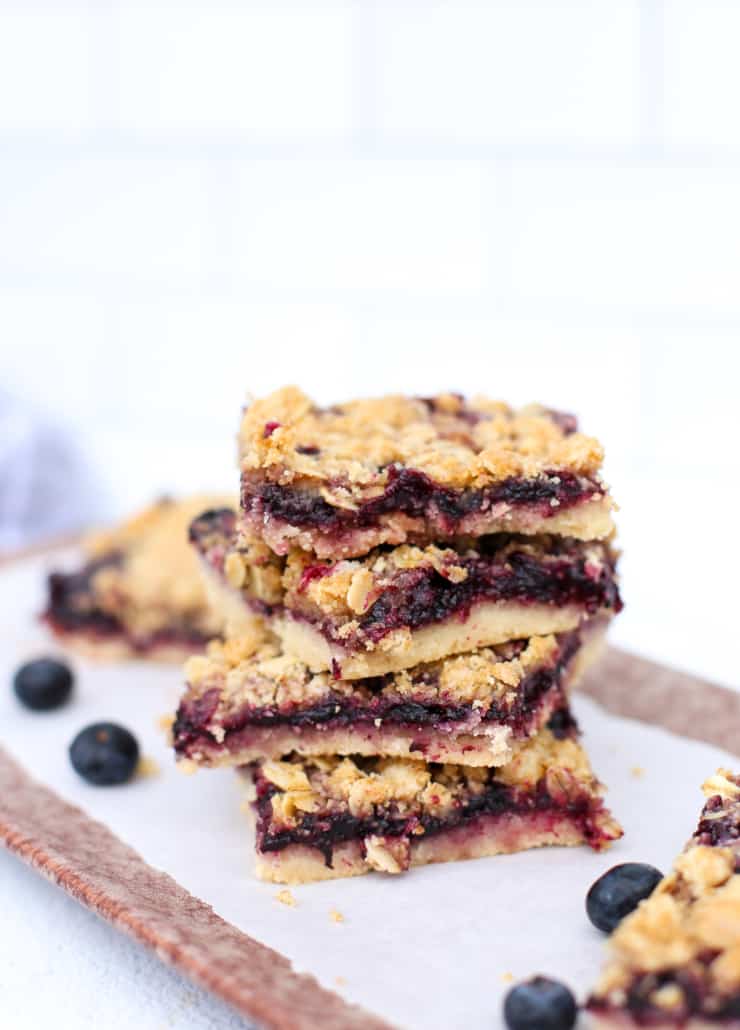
[0,1,738,683]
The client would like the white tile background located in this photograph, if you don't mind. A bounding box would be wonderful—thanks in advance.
[1,0,739,684]
[0,5,739,1023]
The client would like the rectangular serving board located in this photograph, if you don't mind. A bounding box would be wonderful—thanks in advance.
[1,550,738,1030]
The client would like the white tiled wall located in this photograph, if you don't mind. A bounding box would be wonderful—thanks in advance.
[0,1,738,682]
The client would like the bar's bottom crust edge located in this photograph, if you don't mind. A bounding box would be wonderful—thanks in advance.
[254,808,612,885]
[185,721,518,768]
[43,627,203,664]
[275,603,588,679]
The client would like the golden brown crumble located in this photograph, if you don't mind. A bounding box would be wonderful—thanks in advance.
[181,619,562,727]
[239,386,607,493]
[257,730,605,830]
[591,770,740,1008]
[83,495,234,638]
[220,523,284,605]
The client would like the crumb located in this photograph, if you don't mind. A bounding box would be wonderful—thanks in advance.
[176,758,198,776]
[275,889,297,907]
[329,909,345,923]
[136,755,161,779]
[501,972,514,984]
[631,765,645,779]
[157,712,175,733]
[335,976,347,988]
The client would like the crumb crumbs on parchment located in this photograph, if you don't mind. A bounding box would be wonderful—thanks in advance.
[631,765,645,779]
[136,755,161,778]
[501,972,514,984]
[329,909,345,923]
[157,712,175,733]
[335,977,347,988]
[275,889,297,907]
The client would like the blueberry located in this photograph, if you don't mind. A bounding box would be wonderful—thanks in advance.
[69,723,140,786]
[13,657,74,711]
[586,862,663,933]
[504,977,577,1030]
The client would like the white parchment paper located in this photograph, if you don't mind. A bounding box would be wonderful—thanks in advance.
[1,553,736,1030]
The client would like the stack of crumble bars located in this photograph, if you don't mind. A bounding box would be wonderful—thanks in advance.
[172,388,624,884]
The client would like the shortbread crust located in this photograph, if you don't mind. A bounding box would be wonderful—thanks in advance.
[274,603,589,679]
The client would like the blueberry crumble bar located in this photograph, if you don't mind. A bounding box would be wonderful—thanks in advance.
[44,496,233,660]
[173,619,606,769]
[239,387,615,559]
[246,729,622,883]
[588,771,740,1028]
[191,507,621,679]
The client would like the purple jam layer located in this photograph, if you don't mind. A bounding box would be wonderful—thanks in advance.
[589,971,740,1025]
[44,555,209,654]
[188,507,237,566]
[173,633,580,757]
[307,543,621,648]
[694,793,740,849]
[45,554,125,638]
[242,465,603,537]
[253,773,609,866]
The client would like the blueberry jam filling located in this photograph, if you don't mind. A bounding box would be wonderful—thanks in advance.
[45,555,125,638]
[590,967,740,1024]
[189,506,237,554]
[254,772,607,866]
[44,554,209,652]
[545,706,580,739]
[243,465,603,536]
[346,547,620,646]
[173,633,582,755]
[694,798,740,848]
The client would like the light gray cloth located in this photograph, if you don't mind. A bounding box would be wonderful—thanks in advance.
[0,393,105,552]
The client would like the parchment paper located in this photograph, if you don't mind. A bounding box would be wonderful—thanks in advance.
[1,553,735,1030]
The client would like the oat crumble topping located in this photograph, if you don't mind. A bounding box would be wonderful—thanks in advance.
[239,387,606,492]
[257,731,602,828]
